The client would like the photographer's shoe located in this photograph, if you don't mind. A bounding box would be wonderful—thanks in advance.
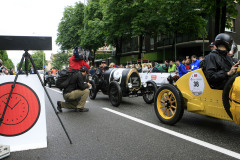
[57,101,62,112]
[77,108,89,112]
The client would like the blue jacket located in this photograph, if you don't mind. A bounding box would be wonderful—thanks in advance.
[190,59,201,71]
[178,63,188,77]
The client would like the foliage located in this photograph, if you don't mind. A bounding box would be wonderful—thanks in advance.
[16,50,47,71]
[95,52,111,59]
[51,50,72,69]
[80,0,105,53]
[0,50,15,69]
[56,2,85,50]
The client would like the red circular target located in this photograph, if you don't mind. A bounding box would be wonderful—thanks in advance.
[0,82,40,136]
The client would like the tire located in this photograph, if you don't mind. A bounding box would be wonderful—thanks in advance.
[222,74,240,119]
[48,82,52,88]
[89,80,97,100]
[154,84,184,125]
[108,81,122,107]
[143,81,158,104]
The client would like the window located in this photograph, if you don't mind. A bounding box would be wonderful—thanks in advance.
[225,18,235,32]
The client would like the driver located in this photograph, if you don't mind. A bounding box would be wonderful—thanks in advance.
[203,33,239,90]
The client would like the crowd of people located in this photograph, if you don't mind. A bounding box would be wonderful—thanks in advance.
[87,55,203,78]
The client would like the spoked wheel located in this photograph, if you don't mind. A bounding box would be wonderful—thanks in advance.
[154,84,184,125]
[143,81,157,104]
[108,81,122,107]
[89,80,97,100]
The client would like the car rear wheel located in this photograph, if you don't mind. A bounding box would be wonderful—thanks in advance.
[89,80,97,100]
[143,81,157,104]
[109,81,122,107]
[154,84,184,125]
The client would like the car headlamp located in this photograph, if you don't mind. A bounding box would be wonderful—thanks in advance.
[128,83,133,88]
[143,82,147,88]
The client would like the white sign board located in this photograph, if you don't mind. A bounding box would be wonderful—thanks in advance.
[189,72,205,96]
[139,73,176,86]
[0,75,47,152]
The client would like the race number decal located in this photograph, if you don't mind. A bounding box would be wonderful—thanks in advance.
[189,72,205,96]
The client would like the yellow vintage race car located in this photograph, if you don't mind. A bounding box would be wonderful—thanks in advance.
[154,68,240,125]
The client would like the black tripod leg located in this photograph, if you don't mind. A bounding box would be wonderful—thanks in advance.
[0,53,26,126]
[28,54,72,144]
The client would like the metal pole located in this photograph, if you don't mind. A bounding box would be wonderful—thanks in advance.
[203,26,205,57]
[43,52,45,70]
[175,36,177,62]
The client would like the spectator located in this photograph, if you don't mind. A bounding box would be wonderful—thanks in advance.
[162,60,169,72]
[109,63,115,68]
[147,64,152,72]
[51,67,57,75]
[142,63,148,73]
[30,65,35,74]
[185,58,191,70]
[199,56,203,61]
[137,64,142,72]
[89,66,96,76]
[168,60,176,73]
[152,63,165,73]
[119,64,123,68]
[132,64,136,68]
[190,55,201,71]
[18,68,25,75]
[0,59,5,73]
[9,68,14,75]
[177,57,188,77]
[209,42,217,51]
[57,66,91,112]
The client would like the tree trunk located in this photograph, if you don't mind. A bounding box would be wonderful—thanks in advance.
[215,0,221,37]
[92,49,96,66]
[220,2,227,33]
[138,34,143,60]
[115,38,122,65]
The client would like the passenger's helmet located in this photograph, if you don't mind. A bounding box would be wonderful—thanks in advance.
[215,33,233,51]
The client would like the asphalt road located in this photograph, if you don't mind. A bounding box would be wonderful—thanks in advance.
[6,87,240,160]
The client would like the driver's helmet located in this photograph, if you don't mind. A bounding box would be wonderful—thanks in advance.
[215,33,233,51]
[229,41,238,55]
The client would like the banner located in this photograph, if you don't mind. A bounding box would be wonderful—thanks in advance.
[139,73,176,86]
[0,75,47,152]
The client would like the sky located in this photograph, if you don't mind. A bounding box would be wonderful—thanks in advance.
[0,0,84,69]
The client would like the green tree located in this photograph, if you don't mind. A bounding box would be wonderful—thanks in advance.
[100,0,135,64]
[80,0,105,64]
[51,51,72,69]
[200,0,240,38]
[0,50,15,69]
[56,2,85,50]
[16,50,47,71]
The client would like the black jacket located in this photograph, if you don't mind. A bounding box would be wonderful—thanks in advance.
[203,49,234,90]
[63,71,89,94]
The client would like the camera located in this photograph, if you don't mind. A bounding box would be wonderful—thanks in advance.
[74,46,94,61]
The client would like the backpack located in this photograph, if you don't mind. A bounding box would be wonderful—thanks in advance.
[56,69,74,90]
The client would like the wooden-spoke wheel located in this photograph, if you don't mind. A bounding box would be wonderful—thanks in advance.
[154,84,184,125]
[157,89,177,119]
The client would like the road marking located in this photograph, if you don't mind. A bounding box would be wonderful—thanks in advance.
[103,108,240,159]
[45,87,89,103]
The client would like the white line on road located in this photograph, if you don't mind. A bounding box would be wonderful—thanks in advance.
[46,87,89,103]
[103,108,240,160]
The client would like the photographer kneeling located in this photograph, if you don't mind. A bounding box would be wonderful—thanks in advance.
[57,66,91,112]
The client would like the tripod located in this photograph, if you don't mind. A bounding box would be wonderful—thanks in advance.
[0,50,72,144]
